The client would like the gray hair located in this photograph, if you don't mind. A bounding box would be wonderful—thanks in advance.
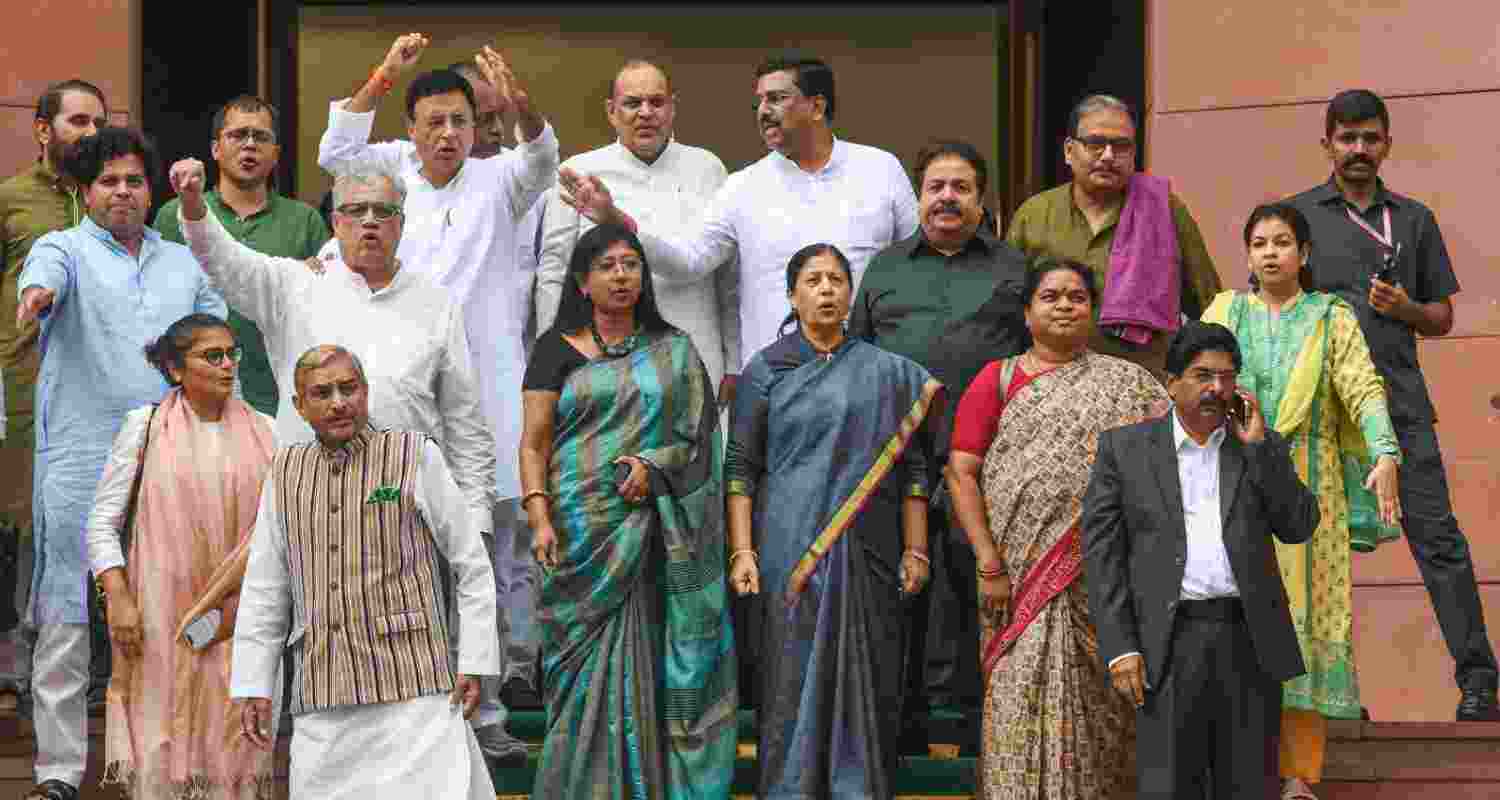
[330,161,407,208]
[1066,94,1135,137]
[292,344,367,394]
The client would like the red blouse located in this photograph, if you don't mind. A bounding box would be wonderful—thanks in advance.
[950,358,1037,457]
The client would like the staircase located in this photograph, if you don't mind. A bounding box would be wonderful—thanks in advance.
[491,710,979,799]
[5,707,1499,798]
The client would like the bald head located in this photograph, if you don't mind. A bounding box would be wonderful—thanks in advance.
[607,60,676,164]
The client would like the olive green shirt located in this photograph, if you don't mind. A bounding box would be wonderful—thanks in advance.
[1006,181,1222,381]
[154,190,329,415]
[1,160,83,439]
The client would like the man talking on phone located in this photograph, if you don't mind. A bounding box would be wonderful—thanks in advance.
[1082,322,1319,798]
[1288,89,1499,721]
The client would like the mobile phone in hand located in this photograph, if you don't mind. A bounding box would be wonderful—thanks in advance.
[1229,394,1249,427]
[614,461,633,492]
[183,608,222,650]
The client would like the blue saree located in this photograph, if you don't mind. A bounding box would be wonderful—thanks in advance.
[727,331,941,800]
[532,330,738,799]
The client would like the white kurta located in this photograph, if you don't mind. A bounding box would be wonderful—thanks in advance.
[317,101,559,501]
[84,405,276,574]
[179,208,495,535]
[536,140,740,386]
[230,438,498,800]
[625,138,918,369]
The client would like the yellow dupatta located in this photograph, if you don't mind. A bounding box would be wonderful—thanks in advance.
[1203,291,1399,551]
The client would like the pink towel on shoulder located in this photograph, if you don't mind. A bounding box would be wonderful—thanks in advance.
[1100,173,1181,345]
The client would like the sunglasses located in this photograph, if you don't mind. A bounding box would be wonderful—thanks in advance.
[192,346,244,366]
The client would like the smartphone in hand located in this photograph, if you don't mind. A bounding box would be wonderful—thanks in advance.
[1229,393,1249,427]
[183,608,222,650]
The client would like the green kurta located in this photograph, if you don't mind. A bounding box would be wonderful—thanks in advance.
[1006,182,1222,381]
[0,160,82,534]
[154,191,329,415]
[1204,290,1400,719]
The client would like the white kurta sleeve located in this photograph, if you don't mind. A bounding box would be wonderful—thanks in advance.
[535,186,577,334]
[230,476,293,699]
[435,303,496,533]
[179,206,298,332]
[412,439,499,677]
[889,153,920,242]
[84,406,154,575]
[496,121,559,223]
[714,255,743,374]
[315,98,413,176]
[630,177,739,282]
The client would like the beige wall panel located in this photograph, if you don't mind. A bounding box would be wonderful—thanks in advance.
[1149,92,1500,338]
[0,0,139,114]
[0,107,39,181]
[3,110,133,187]
[1353,585,1500,721]
[1147,0,1500,113]
[296,4,998,208]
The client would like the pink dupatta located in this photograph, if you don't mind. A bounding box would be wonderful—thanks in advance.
[103,388,276,799]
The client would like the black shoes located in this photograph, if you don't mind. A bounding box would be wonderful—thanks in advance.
[1456,685,1500,722]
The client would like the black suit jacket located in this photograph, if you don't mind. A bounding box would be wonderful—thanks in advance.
[1082,416,1320,687]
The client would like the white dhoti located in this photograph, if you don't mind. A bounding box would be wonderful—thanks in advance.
[288,695,494,800]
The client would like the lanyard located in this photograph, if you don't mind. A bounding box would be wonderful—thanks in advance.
[1345,204,1393,250]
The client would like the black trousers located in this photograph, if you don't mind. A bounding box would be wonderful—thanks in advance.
[1136,599,1279,800]
[1395,422,1498,690]
[900,509,981,745]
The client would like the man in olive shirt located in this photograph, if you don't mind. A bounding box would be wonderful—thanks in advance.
[0,79,109,714]
[1288,89,1498,721]
[851,140,1030,753]
[1007,94,1221,382]
[155,95,329,415]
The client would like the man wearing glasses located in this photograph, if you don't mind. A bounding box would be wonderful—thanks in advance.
[1287,89,1498,724]
[1007,94,1221,382]
[154,95,329,418]
[169,156,492,558]
[313,34,556,760]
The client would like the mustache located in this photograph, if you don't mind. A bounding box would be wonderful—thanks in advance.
[760,116,779,127]
[1197,392,1224,409]
[931,201,963,216]
[1343,154,1374,167]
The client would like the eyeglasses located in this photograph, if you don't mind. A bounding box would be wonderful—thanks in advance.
[590,257,644,274]
[336,202,403,222]
[1187,367,1237,384]
[1071,136,1136,157]
[192,346,243,366]
[222,127,277,146]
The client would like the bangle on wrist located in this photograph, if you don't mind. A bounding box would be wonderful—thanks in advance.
[729,549,758,565]
[977,561,1004,578]
[903,549,930,566]
[521,489,550,507]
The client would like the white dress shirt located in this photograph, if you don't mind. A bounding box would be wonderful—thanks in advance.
[537,140,740,386]
[180,208,495,535]
[317,100,559,500]
[1171,410,1239,599]
[1108,411,1241,671]
[625,138,918,369]
[230,437,499,700]
[85,405,276,574]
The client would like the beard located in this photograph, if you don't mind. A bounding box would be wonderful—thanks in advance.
[46,133,74,173]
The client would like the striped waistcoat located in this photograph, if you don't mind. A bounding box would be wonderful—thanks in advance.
[274,428,454,714]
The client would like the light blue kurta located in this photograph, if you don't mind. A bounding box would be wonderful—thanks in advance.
[19,216,225,624]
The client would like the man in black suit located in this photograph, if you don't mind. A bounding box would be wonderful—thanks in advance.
[1083,321,1321,799]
